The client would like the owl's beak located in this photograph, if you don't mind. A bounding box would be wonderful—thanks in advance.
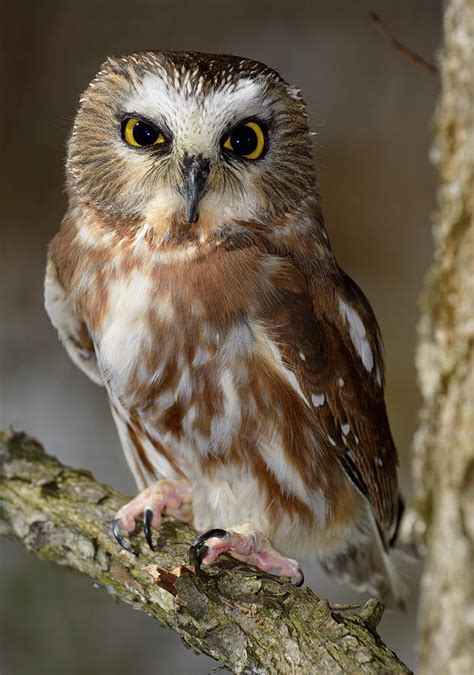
[181,154,210,224]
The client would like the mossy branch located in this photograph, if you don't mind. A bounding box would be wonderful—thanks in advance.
[0,430,410,674]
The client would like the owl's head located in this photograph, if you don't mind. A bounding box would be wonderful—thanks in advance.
[68,51,316,240]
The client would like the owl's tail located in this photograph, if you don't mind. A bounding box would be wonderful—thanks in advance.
[320,503,408,610]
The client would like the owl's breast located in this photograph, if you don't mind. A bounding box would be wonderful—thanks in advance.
[88,257,258,492]
[92,268,155,393]
[94,264,255,444]
[87,246,317,462]
[89,245,254,402]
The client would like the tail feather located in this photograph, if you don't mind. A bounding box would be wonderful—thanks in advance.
[320,504,408,610]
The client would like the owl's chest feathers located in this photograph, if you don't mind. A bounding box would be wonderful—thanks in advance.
[79,246,270,457]
[83,244,305,445]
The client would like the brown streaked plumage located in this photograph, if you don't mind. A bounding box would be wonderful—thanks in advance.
[45,49,406,606]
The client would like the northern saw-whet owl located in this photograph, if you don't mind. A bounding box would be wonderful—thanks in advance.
[45,50,406,608]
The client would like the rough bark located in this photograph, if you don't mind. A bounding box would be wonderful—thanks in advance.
[408,0,474,673]
[0,431,409,674]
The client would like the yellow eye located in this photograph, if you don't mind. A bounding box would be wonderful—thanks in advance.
[122,117,166,147]
[223,121,266,160]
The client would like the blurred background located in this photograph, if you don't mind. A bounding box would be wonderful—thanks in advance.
[0,0,441,672]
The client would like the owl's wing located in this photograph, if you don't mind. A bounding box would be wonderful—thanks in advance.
[281,259,401,545]
[259,249,405,606]
[315,272,399,543]
[44,256,103,386]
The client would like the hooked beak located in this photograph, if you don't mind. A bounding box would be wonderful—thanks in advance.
[181,154,210,224]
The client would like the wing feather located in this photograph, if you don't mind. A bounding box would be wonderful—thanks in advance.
[307,270,399,541]
[44,256,103,386]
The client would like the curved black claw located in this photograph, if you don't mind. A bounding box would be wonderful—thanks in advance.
[112,518,138,556]
[143,508,155,551]
[293,568,305,587]
[189,528,228,569]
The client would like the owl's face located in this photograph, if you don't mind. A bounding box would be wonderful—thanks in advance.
[68,51,316,240]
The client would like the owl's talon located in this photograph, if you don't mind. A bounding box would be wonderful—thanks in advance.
[189,528,228,569]
[112,518,138,556]
[143,507,155,551]
[292,568,305,587]
[192,528,228,548]
[112,479,193,553]
[189,543,210,570]
[190,523,304,585]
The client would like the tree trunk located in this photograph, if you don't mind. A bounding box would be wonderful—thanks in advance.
[410,0,474,672]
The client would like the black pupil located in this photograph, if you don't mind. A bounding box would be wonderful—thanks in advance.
[132,120,159,146]
[229,124,258,156]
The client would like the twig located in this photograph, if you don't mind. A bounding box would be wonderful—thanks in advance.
[0,430,411,674]
[370,11,439,74]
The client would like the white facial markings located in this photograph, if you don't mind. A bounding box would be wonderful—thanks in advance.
[338,377,345,387]
[124,72,264,157]
[338,298,374,372]
[327,435,337,447]
[200,189,261,226]
[299,351,306,361]
[143,190,183,233]
[120,71,274,226]
[341,423,350,436]
[311,393,325,408]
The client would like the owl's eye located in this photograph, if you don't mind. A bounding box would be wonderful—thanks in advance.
[223,121,266,160]
[122,117,166,147]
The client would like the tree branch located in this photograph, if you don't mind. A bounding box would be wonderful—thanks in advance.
[0,430,410,674]
[369,11,439,74]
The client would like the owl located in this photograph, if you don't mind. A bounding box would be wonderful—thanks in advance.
[45,50,406,607]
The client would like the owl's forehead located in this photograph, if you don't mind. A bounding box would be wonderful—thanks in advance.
[123,68,270,149]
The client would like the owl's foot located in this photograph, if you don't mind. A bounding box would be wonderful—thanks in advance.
[112,478,193,554]
[189,522,304,586]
